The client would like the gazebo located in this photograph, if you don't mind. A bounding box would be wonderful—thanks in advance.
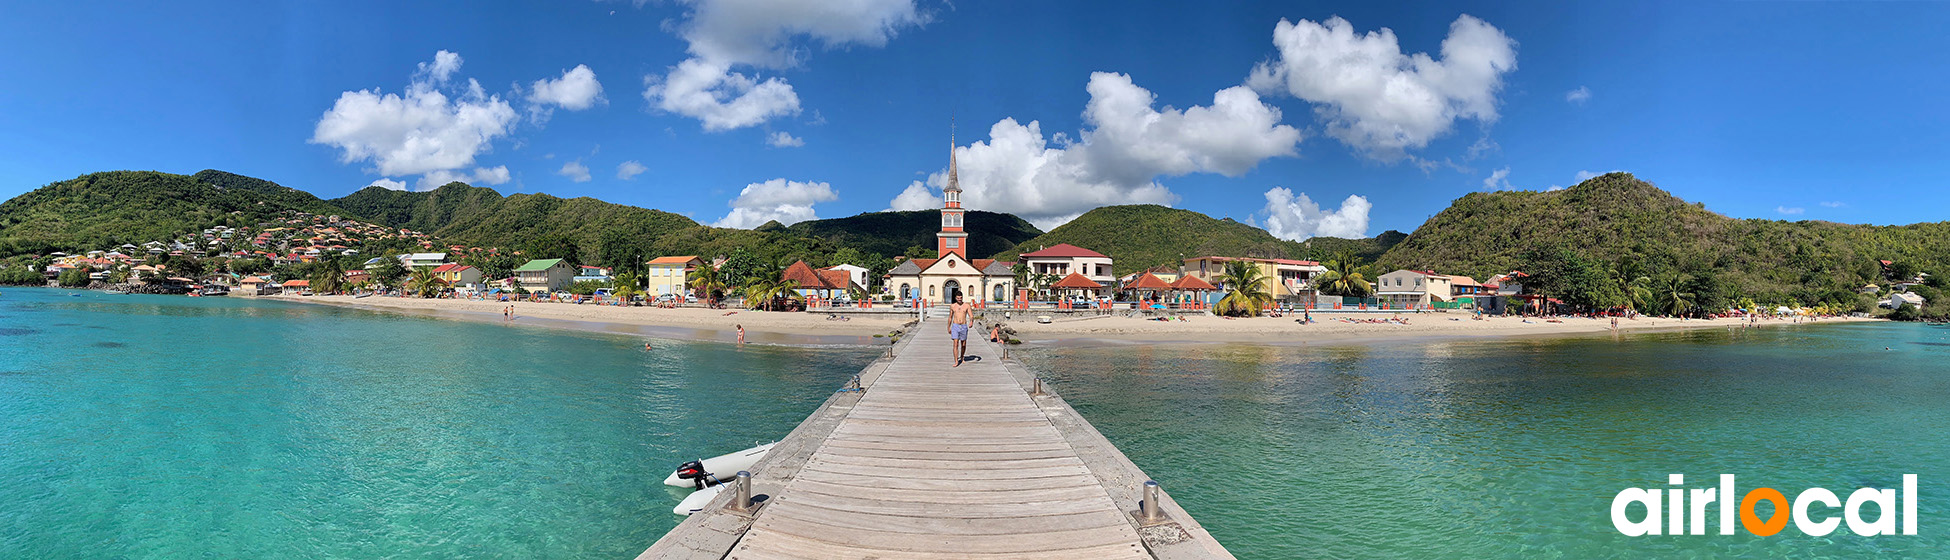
[1169,274,1217,308]
[1122,272,1174,304]
[1050,272,1104,301]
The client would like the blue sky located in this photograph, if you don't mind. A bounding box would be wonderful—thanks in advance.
[2,1,1947,238]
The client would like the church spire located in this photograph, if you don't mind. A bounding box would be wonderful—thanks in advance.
[946,123,960,193]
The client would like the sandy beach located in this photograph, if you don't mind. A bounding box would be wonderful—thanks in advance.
[262,293,1874,346]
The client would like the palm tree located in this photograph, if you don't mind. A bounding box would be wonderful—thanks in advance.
[1214,260,1273,317]
[1315,250,1374,297]
[407,267,448,298]
[309,259,346,295]
[687,267,724,306]
[1651,274,1696,317]
[1624,276,1654,313]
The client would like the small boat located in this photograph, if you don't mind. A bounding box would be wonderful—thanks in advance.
[673,484,727,516]
[663,442,775,488]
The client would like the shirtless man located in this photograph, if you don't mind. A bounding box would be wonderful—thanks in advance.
[947,294,972,367]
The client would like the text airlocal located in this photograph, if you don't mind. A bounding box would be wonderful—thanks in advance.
[1611,474,1916,537]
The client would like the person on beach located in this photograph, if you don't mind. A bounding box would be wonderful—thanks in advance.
[948,294,972,367]
[736,324,745,345]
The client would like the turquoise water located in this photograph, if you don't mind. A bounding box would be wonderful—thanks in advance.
[1019,324,1950,558]
[0,287,877,558]
[5,287,1948,558]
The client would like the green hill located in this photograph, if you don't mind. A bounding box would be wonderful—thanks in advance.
[992,204,1404,272]
[1376,172,1950,305]
[0,170,326,256]
[325,183,703,267]
[782,210,1042,259]
[190,170,349,217]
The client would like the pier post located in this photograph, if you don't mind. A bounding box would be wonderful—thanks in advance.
[1139,480,1165,524]
[728,471,753,513]
[1032,377,1044,396]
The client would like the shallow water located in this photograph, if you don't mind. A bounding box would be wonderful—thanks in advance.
[0,288,876,558]
[1019,322,1950,558]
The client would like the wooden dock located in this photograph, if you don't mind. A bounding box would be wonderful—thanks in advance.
[639,322,1233,559]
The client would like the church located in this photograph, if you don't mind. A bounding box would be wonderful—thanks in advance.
[884,141,1016,303]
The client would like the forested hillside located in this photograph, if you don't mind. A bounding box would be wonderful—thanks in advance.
[782,210,1042,259]
[993,204,1406,272]
[1378,172,1950,306]
[0,171,310,256]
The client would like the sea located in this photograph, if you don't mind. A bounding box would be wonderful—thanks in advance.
[2,286,1945,558]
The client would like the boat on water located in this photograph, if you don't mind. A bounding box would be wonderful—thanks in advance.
[666,442,776,516]
[664,442,774,488]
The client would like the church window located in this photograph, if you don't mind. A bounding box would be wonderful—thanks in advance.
[946,238,959,248]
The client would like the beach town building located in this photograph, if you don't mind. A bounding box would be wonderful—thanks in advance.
[573,266,614,284]
[1179,256,1326,303]
[1376,269,1455,308]
[824,264,869,292]
[342,269,370,286]
[782,261,861,300]
[431,263,484,291]
[1021,244,1114,295]
[883,142,1015,303]
[646,256,705,297]
[398,253,448,268]
[514,259,575,292]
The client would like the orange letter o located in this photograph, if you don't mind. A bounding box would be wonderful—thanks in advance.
[1741,488,1790,536]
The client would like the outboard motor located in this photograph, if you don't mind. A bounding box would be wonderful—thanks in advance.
[674,459,720,490]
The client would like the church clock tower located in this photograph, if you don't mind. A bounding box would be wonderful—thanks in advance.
[936,137,968,259]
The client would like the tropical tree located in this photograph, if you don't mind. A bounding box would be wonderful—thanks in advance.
[688,267,725,306]
[1214,259,1274,317]
[1651,273,1697,316]
[406,267,448,298]
[1316,250,1374,297]
[370,258,408,291]
[309,259,346,295]
[1624,276,1654,313]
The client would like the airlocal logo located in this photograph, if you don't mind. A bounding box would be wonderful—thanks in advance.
[1612,474,1917,537]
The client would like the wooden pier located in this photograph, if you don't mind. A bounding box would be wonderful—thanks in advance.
[639,322,1233,559]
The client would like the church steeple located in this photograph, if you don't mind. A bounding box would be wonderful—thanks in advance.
[937,127,968,259]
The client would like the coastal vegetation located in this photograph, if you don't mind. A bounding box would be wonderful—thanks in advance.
[992,204,1405,272]
[1214,259,1273,317]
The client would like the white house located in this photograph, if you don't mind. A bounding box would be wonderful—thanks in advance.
[1020,243,1114,295]
[1376,270,1455,308]
[398,253,448,268]
[825,264,870,292]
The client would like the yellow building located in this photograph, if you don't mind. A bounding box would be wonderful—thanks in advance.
[646,256,705,297]
[1180,256,1328,302]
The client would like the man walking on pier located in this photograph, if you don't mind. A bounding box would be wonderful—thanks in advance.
[948,294,972,367]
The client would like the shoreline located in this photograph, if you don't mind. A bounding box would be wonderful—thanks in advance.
[253,292,1877,348]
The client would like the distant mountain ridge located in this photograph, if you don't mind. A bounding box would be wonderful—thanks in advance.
[993,204,1405,272]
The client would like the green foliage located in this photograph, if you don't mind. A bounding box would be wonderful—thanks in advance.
[0,171,294,256]
[567,280,609,296]
[1384,173,1950,310]
[0,265,43,285]
[718,248,767,289]
[308,259,346,295]
[1214,260,1273,317]
[406,267,446,297]
[368,258,407,289]
[1890,303,1922,322]
[56,267,90,287]
[1316,250,1376,297]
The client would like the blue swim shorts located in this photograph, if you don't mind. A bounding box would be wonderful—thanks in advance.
[949,323,969,340]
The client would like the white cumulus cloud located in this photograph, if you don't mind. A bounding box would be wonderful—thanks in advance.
[558,161,592,183]
[1776,206,1805,215]
[1483,166,1513,190]
[418,50,463,83]
[712,178,838,228]
[617,160,648,180]
[1247,14,1517,160]
[1259,188,1372,241]
[416,166,511,190]
[369,178,408,191]
[767,131,805,147]
[1566,86,1591,105]
[889,72,1301,229]
[527,64,606,119]
[311,53,518,178]
[645,0,925,131]
[886,180,942,211]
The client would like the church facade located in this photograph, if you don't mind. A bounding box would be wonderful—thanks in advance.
[884,140,1016,303]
